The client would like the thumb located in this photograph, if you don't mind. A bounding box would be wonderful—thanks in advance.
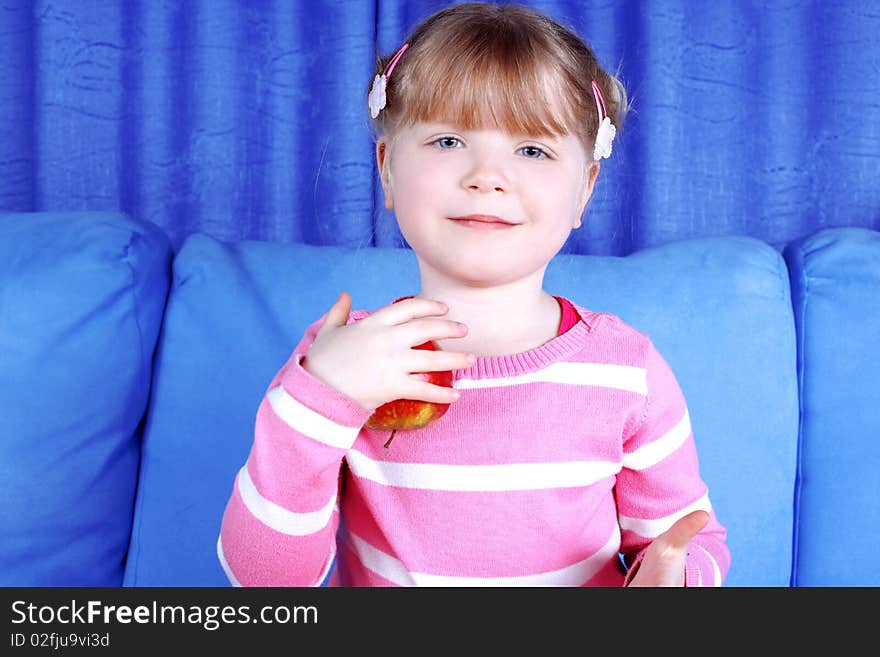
[661,510,710,550]
[316,291,351,335]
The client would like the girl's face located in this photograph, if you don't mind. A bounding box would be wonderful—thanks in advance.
[377,121,599,288]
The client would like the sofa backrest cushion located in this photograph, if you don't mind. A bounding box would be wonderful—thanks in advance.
[0,212,172,585]
[784,227,880,586]
[125,233,798,586]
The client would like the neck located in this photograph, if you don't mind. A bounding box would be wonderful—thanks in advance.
[413,263,561,357]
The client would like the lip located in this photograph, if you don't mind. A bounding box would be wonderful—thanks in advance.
[449,214,519,229]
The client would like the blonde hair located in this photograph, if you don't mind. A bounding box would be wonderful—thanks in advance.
[368,2,628,157]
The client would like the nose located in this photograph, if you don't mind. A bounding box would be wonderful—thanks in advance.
[461,158,508,194]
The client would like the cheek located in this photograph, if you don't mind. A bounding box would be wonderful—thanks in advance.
[529,171,583,216]
[395,168,428,195]
[392,162,446,214]
[557,170,588,213]
[389,169,437,242]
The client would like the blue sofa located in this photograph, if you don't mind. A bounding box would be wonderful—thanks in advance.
[1,211,877,587]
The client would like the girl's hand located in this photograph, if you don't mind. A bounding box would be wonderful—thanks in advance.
[626,510,710,587]
[301,292,474,412]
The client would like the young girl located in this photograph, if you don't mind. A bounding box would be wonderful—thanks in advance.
[219,2,730,587]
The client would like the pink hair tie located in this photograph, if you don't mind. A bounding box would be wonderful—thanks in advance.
[368,43,410,119]
[591,80,616,160]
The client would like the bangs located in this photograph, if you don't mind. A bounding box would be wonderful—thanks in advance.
[395,36,578,139]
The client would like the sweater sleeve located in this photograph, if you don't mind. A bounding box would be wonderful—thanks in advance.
[617,339,731,587]
[217,313,374,586]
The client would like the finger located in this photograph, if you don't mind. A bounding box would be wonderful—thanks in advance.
[374,297,449,326]
[402,318,469,346]
[408,349,476,373]
[402,379,461,405]
[662,510,710,550]
[316,291,351,336]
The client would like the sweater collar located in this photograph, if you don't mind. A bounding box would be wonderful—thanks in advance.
[348,296,598,381]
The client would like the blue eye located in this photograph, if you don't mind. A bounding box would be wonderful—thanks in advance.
[519,145,549,159]
[432,136,462,149]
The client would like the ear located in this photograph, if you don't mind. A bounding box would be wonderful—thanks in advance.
[376,138,394,210]
[573,161,601,229]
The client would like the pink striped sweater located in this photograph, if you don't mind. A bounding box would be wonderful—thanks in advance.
[218,297,730,587]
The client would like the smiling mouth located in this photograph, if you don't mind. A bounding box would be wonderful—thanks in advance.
[449,214,519,228]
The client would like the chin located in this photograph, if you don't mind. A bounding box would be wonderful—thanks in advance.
[416,244,544,287]
[447,263,532,288]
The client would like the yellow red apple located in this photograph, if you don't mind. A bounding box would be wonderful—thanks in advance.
[365,340,455,448]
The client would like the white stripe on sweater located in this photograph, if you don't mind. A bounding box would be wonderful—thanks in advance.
[216,535,241,587]
[621,410,691,470]
[345,449,621,492]
[694,543,722,587]
[315,548,337,587]
[454,362,647,395]
[344,523,620,586]
[266,384,360,449]
[238,464,336,535]
[618,492,712,538]
[217,534,336,587]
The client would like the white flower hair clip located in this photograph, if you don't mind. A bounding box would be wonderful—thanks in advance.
[368,43,409,119]
[591,80,616,160]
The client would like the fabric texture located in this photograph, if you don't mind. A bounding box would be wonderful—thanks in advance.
[783,228,880,585]
[218,299,730,587]
[1,1,878,255]
[556,295,582,335]
[0,211,172,585]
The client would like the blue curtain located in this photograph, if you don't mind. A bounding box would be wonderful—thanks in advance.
[2,1,878,255]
